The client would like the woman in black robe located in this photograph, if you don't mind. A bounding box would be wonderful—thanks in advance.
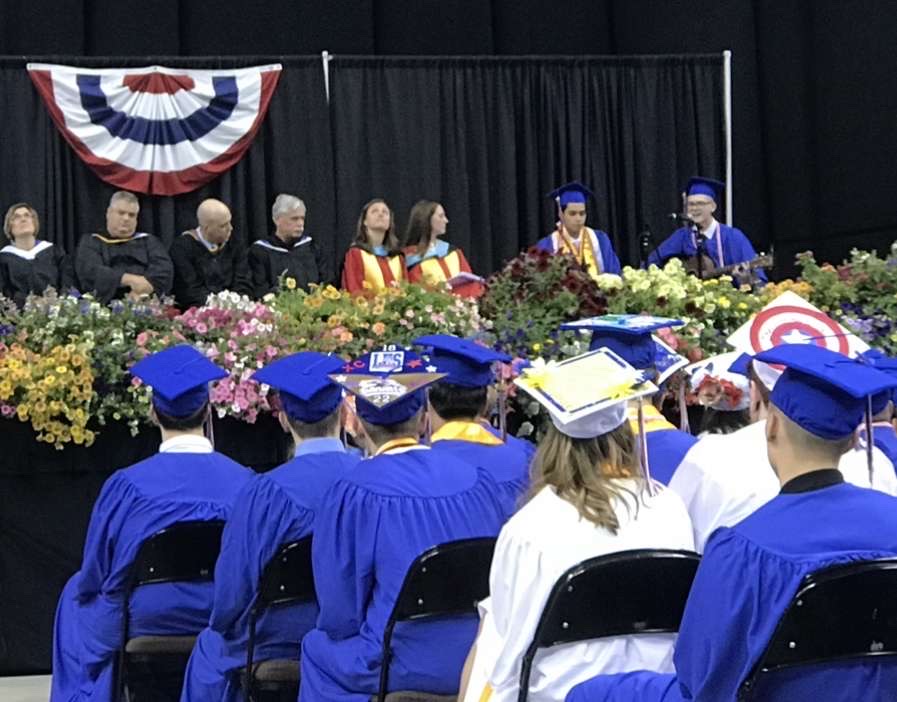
[1,202,76,307]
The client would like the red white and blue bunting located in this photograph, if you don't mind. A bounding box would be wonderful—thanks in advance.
[27,63,282,195]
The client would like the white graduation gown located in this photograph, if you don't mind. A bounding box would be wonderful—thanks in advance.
[670,419,897,553]
[463,481,694,702]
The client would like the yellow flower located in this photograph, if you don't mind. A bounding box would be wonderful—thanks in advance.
[354,296,369,309]
[738,302,748,310]
[304,296,323,309]
[285,277,297,290]
[56,365,68,374]
[531,342,542,353]
[717,297,731,309]
[322,285,342,300]
[326,315,343,328]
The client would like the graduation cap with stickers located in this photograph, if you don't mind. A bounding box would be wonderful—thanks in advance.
[329,347,445,426]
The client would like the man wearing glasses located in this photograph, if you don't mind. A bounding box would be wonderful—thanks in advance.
[646,176,767,284]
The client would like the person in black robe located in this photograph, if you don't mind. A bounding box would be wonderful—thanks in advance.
[249,193,334,297]
[0,202,75,307]
[74,191,173,303]
[169,198,253,309]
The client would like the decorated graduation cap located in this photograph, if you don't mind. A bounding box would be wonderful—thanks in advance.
[130,344,227,418]
[412,334,510,388]
[514,347,658,439]
[687,351,750,411]
[547,181,595,209]
[686,176,725,203]
[329,347,445,426]
[561,314,685,377]
[252,352,344,423]
[754,344,897,440]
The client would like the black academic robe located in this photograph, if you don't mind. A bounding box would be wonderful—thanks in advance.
[75,232,174,303]
[0,240,76,307]
[170,230,253,309]
[249,233,333,298]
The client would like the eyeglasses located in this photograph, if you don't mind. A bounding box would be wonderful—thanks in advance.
[686,200,714,208]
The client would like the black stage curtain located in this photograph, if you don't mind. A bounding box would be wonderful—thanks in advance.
[0,54,721,279]
[329,55,724,272]
[0,56,337,272]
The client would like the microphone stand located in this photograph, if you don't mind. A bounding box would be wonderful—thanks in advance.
[693,222,707,280]
[638,224,655,268]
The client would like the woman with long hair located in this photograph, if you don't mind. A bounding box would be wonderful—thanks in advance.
[460,353,694,702]
[0,202,75,307]
[340,198,407,294]
[403,200,483,297]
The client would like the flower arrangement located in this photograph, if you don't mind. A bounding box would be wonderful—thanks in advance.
[174,291,290,423]
[479,248,606,361]
[272,281,484,358]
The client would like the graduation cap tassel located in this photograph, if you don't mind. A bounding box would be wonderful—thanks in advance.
[637,397,656,497]
[678,379,690,434]
[866,394,874,486]
[498,380,508,442]
[204,410,216,450]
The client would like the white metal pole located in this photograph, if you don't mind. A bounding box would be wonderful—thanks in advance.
[723,50,733,225]
[322,50,331,104]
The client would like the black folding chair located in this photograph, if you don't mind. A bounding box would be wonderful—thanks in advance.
[239,537,315,702]
[374,537,497,702]
[117,519,225,702]
[738,558,897,700]
[518,549,701,702]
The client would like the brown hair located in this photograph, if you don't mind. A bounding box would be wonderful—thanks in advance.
[529,422,644,533]
[403,200,440,255]
[353,198,400,254]
[3,202,40,240]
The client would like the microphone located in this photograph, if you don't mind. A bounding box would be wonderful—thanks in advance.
[639,224,654,263]
[667,212,693,223]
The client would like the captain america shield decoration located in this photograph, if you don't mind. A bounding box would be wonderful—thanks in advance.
[27,63,282,195]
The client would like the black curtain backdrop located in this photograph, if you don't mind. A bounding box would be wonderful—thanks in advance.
[329,56,724,270]
[0,56,337,271]
[0,54,722,280]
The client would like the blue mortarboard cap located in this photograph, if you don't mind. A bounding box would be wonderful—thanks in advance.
[728,352,753,378]
[330,348,445,426]
[130,345,227,418]
[547,181,595,209]
[858,349,897,412]
[412,334,510,388]
[755,344,897,439]
[686,176,725,203]
[252,352,344,423]
[561,315,684,373]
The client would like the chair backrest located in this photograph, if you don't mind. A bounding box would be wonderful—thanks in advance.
[390,537,497,622]
[257,536,316,608]
[517,549,700,702]
[739,558,897,699]
[376,537,496,702]
[130,519,226,588]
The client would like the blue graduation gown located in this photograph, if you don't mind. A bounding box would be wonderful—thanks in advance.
[299,447,507,701]
[535,229,622,275]
[180,439,360,702]
[430,422,533,520]
[646,224,767,283]
[565,480,897,702]
[50,450,252,702]
[870,425,897,477]
[644,429,697,486]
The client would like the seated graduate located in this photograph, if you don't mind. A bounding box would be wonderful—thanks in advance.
[460,347,694,702]
[413,333,532,519]
[536,182,622,279]
[673,348,897,553]
[684,352,752,437]
[0,202,76,306]
[170,198,252,309]
[561,315,697,487]
[857,349,897,475]
[75,190,174,303]
[299,347,508,701]
[340,198,407,294]
[566,344,897,702]
[249,193,334,297]
[50,345,252,702]
[180,352,360,702]
[646,177,767,284]
[403,200,484,297]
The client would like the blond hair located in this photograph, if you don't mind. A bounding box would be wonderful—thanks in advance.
[530,422,645,533]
